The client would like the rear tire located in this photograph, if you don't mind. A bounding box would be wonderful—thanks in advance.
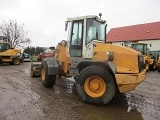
[158,67,160,72]
[149,60,156,71]
[12,58,21,65]
[41,61,56,87]
[76,66,115,105]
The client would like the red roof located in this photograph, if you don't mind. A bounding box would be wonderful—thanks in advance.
[107,21,160,42]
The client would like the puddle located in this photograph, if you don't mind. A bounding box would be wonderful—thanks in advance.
[73,104,143,120]
[67,83,74,93]
[72,92,160,120]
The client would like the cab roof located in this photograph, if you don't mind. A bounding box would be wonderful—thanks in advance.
[67,15,106,23]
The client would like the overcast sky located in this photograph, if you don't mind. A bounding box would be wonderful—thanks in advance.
[0,0,160,47]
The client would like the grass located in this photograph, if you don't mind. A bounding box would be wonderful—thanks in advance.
[30,55,37,61]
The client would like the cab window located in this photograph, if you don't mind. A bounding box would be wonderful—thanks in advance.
[0,43,10,52]
[86,19,106,45]
[70,20,83,57]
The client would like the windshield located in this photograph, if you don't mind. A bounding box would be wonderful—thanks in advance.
[0,43,10,52]
[86,18,106,45]
[131,44,147,55]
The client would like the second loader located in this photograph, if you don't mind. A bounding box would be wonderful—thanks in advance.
[0,36,22,65]
[150,50,160,71]
[130,42,156,71]
[157,56,160,72]
[30,14,146,105]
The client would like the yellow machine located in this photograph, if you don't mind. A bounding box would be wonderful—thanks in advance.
[0,38,22,65]
[150,50,160,71]
[130,42,156,71]
[31,15,146,105]
[157,57,160,72]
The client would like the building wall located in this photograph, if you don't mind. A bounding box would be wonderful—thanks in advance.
[112,40,160,51]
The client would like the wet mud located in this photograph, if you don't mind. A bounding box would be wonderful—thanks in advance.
[0,62,159,120]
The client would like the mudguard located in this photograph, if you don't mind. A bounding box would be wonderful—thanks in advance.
[107,61,116,74]
[42,58,59,75]
[70,60,116,77]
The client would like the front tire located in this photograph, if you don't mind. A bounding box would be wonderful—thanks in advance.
[76,66,115,105]
[13,58,21,65]
[41,61,56,87]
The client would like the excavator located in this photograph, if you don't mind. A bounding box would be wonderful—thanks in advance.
[0,36,22,65]
[130,42,156,71]
[30,14,146,105]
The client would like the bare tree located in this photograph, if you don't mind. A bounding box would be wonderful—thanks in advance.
[0,20,31,48]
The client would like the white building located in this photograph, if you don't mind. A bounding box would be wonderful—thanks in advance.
[107,21,160,51]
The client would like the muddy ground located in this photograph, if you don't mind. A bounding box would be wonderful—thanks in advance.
[0,62,160,120]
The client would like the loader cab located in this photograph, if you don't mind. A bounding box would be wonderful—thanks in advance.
[0,42,11,52]
[65,15,107,58]
[131,43,148,55]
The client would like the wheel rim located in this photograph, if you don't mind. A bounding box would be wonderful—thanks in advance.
[15,59,20,65]
[84,75,106,98]
[41,67,45,81]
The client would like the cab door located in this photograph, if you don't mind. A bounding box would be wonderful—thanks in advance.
[69,20,83,57]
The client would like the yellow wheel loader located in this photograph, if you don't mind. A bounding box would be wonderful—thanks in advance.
[150,50,160,70]
[157,57,160,72]
[130,42,156,71]
[0,38,22,65]
[31,14,146,105]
